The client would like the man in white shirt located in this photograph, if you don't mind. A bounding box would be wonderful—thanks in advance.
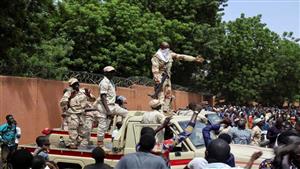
[251,118,264,145]
[96,66,128,146]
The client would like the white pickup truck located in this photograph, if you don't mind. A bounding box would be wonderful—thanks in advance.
[20,111,274,169]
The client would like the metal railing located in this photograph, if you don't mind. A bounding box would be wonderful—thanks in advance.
[62,70,193,91]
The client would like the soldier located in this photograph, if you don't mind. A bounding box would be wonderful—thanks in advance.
[60,78,96,149]
[151,42,204,115]
[142,99,165,124]
[115,95,127,109]
[96,66,128,146]
[142,99,166,144]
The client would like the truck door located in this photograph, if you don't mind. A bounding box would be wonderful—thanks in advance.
[167,125,195,169]
[168,120,207,169]
[124,123,161,154]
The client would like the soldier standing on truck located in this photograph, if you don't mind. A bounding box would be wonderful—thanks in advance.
[60,78,96,149]
[96,66,128,146]
[151,42,205,115]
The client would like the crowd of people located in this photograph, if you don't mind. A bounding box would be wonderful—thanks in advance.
[207,104,300,148]
[1,103,299,169]
[189,104,300,169]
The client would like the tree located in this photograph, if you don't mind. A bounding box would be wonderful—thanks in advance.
[0,0,72,79]
[267,38,300,105]
[123,0,228,25]
[206,14,280,104]
[54,0,225,81]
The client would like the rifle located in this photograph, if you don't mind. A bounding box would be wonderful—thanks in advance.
[148,70,169,99]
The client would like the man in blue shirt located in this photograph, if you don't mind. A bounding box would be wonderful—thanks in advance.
[202,118,235,167]
[228,118,252,145]
[115,134,168,169]
[0,114,17,165]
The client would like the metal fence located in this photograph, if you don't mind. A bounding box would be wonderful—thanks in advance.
[62,70,192,91]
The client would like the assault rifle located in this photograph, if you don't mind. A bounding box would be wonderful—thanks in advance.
[148,70,169,99]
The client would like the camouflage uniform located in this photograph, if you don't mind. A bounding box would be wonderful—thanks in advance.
[61,110,69,131]
[151,49,201,115]
[142,99,166,143]
[142,110,165,124]
[81,105,99,146]
[96,76,128,143]
[142,99,165,124]
[60,79,96,147]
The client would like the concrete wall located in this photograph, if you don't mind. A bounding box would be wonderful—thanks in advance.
[0,76,204,144]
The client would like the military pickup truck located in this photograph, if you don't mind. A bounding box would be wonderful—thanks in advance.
[20,111,274,169]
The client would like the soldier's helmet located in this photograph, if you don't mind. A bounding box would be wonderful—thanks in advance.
[149,99,161,109]
[68,78,79,86]
[103,66,116,72]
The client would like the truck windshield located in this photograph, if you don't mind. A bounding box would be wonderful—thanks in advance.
[178,120,206,148]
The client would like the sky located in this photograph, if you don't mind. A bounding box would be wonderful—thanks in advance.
[222,0,300,38]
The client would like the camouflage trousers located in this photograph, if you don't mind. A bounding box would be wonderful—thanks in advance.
[61,116,69,130]
[67,113,87,146]
[96,104,128,142]
[80,111,100,146]
[157,78,173,116]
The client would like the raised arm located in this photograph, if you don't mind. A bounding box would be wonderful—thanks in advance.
[244,151,263,169]
[203,124,221,148]
[172,53,204,63]
[155,117,172,134]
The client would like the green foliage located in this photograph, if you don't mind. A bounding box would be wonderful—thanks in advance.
[269,39,300,104]
[0,0,71,79]
[52,0,225,79]
[122,0,228,25]
[206,14,300,105]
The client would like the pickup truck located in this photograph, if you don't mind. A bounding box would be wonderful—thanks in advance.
[20,111,274,169]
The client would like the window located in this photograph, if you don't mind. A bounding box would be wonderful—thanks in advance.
[178,120,206,149]
[206,113,222,125]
